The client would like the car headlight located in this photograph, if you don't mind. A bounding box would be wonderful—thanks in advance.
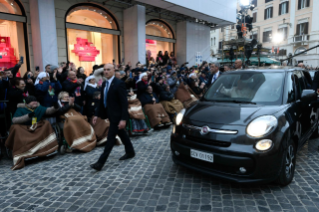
[255,139,273,151]
[175,109,186,126]
[246,115,278,138]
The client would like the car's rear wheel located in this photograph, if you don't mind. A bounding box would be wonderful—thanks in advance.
[276,139,296,186]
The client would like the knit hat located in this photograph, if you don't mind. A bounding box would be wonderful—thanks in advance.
[25,95,37,104]
[50,65,58,72]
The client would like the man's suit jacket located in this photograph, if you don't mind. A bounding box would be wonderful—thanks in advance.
[207,71,222,86]
[95,77,129,123]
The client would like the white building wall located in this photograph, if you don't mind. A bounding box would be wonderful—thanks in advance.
[176,21,210,65]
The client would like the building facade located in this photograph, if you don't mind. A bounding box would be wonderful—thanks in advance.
[217,0,319,67]
[0,0,235,76]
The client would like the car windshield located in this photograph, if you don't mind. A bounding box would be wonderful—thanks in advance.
[204,72,285,105]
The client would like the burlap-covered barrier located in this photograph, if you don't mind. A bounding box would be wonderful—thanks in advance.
[144,104,170,128]
[5,120,58,170]
[63,109,96,152]
[160,99,184,114]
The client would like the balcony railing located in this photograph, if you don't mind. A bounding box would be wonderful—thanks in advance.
[293,34,310,43]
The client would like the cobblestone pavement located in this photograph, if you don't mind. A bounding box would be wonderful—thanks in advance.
[1,127,319,212]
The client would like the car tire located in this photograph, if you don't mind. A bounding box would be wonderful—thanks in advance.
[276,139,296,186]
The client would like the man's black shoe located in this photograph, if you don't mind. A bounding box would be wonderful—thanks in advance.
[90,162,104,171]
[119,153,135,160]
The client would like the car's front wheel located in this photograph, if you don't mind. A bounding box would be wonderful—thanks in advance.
[276,139,296,186]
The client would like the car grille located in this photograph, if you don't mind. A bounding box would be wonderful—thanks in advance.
[185,135,231,147]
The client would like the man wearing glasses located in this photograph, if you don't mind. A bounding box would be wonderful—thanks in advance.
[90,63,135,171]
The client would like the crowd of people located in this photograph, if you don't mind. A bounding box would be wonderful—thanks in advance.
[1,48,315,170]
[0,50,245,170]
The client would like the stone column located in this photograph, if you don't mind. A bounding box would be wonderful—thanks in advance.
[29,0,58,71]
[123,5,146,65]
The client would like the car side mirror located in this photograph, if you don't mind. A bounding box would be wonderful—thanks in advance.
[301,89,316,102]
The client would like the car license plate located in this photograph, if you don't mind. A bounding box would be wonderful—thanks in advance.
[190,149,214,163]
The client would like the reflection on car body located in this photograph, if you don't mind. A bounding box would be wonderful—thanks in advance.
[171,68,319,186]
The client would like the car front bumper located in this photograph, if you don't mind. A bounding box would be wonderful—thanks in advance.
[170,132,283,184]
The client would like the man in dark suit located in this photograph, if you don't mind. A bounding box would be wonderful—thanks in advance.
[207,63,221,86]
[90,64,135,171]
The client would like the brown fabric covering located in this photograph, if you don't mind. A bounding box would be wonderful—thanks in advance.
[5,120,58,170]
[144,103,170,128]
[92,118,110,146]
[128,97,145,120]
[186,85,200,99]
[175,83,192,103]
[63,109,97,152]
[160,99,184,114]
[183,96,198,109]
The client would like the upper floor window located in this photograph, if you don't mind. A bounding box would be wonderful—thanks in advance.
[265,0,273,3]
[298,0,310,10]
[253,12,257,23]
[264,7,273,20]
[278,27,288,40]
[296,22,309,35]
[263,30,272,42]
[279,1,289,15]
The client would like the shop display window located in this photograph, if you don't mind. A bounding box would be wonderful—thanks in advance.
[0,0,22,15]
[145,20,174,60]
[0,20,27,75]
[67,29,118,76]
[66,5,119,76]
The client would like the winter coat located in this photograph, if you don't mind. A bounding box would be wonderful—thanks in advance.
[138,92,159,107]
[35,80,62,107]
[62,80,84,106]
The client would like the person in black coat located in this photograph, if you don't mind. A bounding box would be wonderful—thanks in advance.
[150,76,165,97]
[91,64,135,171]
[7,78,33,116]
[136,72,149,97]
[62,71,85,109]
[138,87,159,106]
[84,75,100,119]
[160,84,174,101]
[77,67,87,82]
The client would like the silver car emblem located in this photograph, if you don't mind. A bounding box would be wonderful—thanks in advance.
[200,126,210,135]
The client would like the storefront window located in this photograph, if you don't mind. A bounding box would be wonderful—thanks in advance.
[66,5,119,76]
[0,0,22,15]
[0,0,27,76]
[67,29,118,76]
[145,20,175,60]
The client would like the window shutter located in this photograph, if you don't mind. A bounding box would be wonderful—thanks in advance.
[270,7,273,18]
[296,24,300,35]
[298,0,301,9]
[279,3,282,15]
[264,9,267,20]
[306,0,310,7]
[286,1,289,13]
[304,22,309,34]
[253,13,257,23]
